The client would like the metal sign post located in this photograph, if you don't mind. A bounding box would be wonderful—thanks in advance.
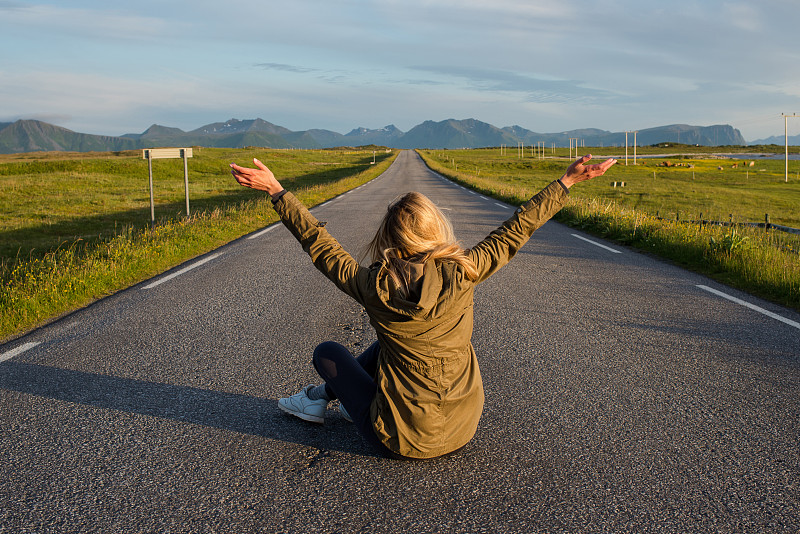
[147,152,155,224]
[143,148,193,225]
[784,113,798,183]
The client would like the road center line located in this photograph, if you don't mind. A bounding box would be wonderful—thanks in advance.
[696,285,800,330]
[247,224,279,240]
[0,342,40,363]
[142,253,223,289]
[494,203,507,208]
[571,234,623,254]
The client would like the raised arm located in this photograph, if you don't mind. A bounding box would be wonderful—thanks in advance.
[468,154,617,282]
[229,158,368,303]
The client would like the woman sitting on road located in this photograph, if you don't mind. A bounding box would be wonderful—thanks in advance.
[230,154,616,460]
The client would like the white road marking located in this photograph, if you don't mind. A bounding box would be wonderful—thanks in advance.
[494,203,507,209]
[571,234,623,254]
[0,342,40,363]
[697,285,800,330]
[247,225,279,240]
[142,253,223,289]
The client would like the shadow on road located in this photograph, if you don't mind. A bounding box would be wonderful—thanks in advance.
[0,360,378,458]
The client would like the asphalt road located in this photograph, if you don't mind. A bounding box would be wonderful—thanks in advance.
[1,150,799,533]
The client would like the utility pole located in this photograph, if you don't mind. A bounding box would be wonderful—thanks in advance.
[784,113,798,182]
[569,138,579,159]
[624,131,638,165]
[625,131,628,166]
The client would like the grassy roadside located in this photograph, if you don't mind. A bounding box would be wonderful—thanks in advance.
[417,149,800,312]
[1,148,398,342]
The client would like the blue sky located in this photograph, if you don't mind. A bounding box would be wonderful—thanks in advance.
[1,0,798,142]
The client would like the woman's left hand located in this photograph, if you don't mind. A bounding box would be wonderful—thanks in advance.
[230,158,284,197]
[559,154,617,189]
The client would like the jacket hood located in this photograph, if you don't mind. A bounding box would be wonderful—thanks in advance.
[375,259,448,319]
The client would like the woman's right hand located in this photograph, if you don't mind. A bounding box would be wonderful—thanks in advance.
[230,158,285,198]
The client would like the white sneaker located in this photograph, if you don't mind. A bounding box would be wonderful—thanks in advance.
[278,385,327,424]
[338,402,353,423]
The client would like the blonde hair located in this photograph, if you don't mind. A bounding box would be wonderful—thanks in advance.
[365,192,478,297]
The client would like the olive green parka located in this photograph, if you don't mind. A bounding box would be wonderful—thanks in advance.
[273,180,568,459]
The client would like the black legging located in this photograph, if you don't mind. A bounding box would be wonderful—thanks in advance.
[312,340,406,460]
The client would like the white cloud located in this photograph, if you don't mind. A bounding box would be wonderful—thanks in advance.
[0,69,233,133]
[375,0,573,21]
[1,0,797,140]
[408,65,623,105]
[723,2,766,32]
[0,112,73,125]
[253,63,318,74]
[0,3,176,41]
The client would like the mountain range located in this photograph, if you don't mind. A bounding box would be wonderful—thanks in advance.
[0,117,752,155]
[748,133,800,145]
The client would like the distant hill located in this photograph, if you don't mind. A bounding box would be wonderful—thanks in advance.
[396,120,744,149]
[188,118,293,137]
[281,129,344,149]
[635,124,745,146]
[121,124,186,140]
[397,119,519,149]
[0,120,137,153]
[119,119,295,149]
[0,117,748,154]
[749,134,800,146]
[345,125,404,146]
[499,123,746,148]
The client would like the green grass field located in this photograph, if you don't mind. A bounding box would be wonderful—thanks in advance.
[421,147,800,227]
[0,147,397,341]
[418,148,800,312]
[3,145,799,342]
[0,147,394,261]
